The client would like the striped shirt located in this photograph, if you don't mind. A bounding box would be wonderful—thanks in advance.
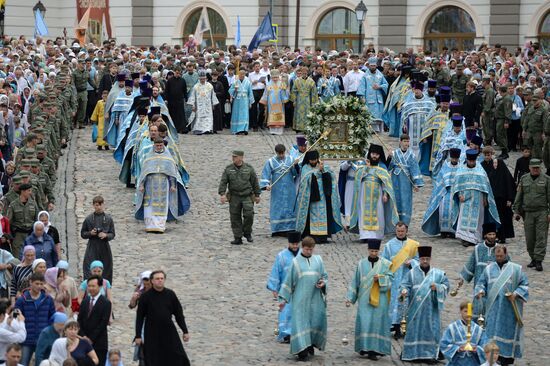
[10,264,33,298]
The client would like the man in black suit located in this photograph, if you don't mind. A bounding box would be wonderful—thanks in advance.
[78,275,111,366]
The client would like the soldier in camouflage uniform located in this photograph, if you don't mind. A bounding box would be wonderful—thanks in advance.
[72,59,89,129]
[522,92,547,159]
[481,75,496,146]
[495,85,513,159]
[7,183,39,258]
[450,63,468,104]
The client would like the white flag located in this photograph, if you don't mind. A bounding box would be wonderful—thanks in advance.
[193,7,211,46]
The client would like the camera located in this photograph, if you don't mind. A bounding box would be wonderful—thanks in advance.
[13,309,20,318]
[95,228,103,233]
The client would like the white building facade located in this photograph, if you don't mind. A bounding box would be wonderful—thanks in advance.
[4,0,550,51]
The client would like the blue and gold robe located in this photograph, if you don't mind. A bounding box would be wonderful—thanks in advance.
[106,91,136,147]
[383,77,411,137]
[135,149,190,224]
[420,110,448,176]
[440,320,487,365]
[260,155,297,233]
[389,149,424,225]
[422,161,461,235]
[381,238,419,325]
[475,262,528,359]
[267,248,300,341]
[451,164,500,244]
[400,266,449,361]
[349,165,399,239]
[279,254,328,354]
[295,164,342,238]
[346,257,393,355]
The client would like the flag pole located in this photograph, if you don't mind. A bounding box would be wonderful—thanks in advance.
[209,28,215,48]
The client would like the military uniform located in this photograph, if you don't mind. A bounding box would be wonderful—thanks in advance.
[218,151,261,244]
[543,108,550,170]
[482,85,496,145]
[522,97,547,159]
[7,196,39,258]
[513,159,550,270]
[73,63,90,128]
[495,93,513,156]
[434,67,450,88]
[450,72,467,104]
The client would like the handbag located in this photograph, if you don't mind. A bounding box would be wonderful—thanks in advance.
[224,101,231,114]
[91,124,98,143]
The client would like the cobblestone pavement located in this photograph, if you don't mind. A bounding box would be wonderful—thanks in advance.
[66,128,548,365]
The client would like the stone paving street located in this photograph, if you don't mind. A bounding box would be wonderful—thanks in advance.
[64,128,548,365]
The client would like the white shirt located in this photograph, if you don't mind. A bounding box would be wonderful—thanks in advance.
[0,316,26,359]
[249,71,267,90]
[343,70,365,94]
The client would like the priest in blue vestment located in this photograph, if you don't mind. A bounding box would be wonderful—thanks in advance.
[433,115,467,177]
[289,135,307,192]
[400,81,436,159]
[383,65,413,137]
[267,231,301,343]
[135,138,190,233]
[475,245,528,366]
[229,70,254,135]
[278,236,328,362]
[422,148,462,237]
[419,91,451,176]
[346,239,393,359]
[388,135,424,225]
[440,301,488,366]
[295,150,342,243]
[106,80,136,147]
[451,150,500,246]
[357,57,388,132]
[380,223,419,337]
[400,246,449,363]
[459,223,505,321]
[260,144,297,236]
[349,145,398,241]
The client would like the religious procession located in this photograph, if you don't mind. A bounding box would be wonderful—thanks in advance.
[0,2,548,365]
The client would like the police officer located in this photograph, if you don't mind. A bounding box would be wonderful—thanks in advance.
[481,75,496,146]
[513,159,550,271]
[73,58,89,129]
[6,183,39,258]
[218,150,261,245]
[450,63,467,103]
[495,85,513,160]
[522,92,546,159]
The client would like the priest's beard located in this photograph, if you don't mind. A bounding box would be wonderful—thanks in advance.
[309,162,318,168]
[370,157,380,166]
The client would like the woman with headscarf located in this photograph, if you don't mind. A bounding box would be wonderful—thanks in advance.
[9,245,35,303]
[39,337,68,366]
[0,161,16,195]
[38,211,61,259]
[44,267,71,312]
[106,349,124,366]
[0,245,15,297]
[78,260,112,304]
[23,221,57,268]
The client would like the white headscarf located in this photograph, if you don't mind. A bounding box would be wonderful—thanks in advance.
[47,337,68,366]
[38,211,51,233]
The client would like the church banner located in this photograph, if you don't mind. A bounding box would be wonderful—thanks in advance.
[75,0,113,45]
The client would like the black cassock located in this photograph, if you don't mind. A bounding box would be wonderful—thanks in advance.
[165,76,188,133]
[80,212,115,284]
[135,287,190,366]
[482,159,516,240]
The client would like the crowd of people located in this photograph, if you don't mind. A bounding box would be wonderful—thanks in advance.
[0,30,545,366]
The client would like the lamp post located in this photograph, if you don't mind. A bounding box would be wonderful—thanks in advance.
[354,0,367,54]
[33,0,46,19]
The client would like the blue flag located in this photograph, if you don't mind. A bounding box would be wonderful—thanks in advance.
[236,16,241,47]
[34,9,49,36]
[248,12,276,51]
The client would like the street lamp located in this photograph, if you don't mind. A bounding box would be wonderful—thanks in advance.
[354,0,367,54]
[33,0,46,19]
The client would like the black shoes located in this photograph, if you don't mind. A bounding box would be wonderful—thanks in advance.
[536,261,543,272]
[231,238,243,245]
[245,235,253,243]
[528,260,536,268]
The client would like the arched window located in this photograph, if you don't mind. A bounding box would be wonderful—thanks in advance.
[315,8,360,52]
[424,6,475,52]
[183,8,227,49]
[539,12,550,51]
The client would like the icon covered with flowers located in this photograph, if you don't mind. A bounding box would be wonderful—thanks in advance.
[305,96,373,159]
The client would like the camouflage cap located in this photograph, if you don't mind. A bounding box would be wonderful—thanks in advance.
[29,159,40,168]
[20,159,33,166]
[36,144,46,152]
[19,171,31,178]
[12,175,23,184]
